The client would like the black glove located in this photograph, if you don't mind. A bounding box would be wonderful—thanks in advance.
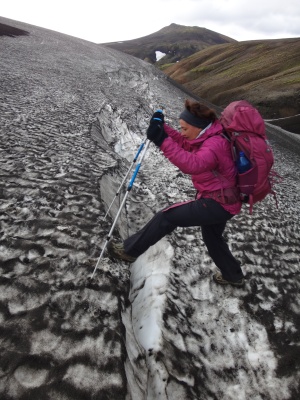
[147,119,167,147]
[146,109,167,147]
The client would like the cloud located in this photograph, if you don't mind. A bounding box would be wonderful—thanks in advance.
[1,0,300,42]
[173,0,300,40]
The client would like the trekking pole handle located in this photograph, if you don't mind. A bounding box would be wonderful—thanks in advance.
[127,140,151,191]
[128,164,141,190]
[133,140,146,162]
[152,109,164,121]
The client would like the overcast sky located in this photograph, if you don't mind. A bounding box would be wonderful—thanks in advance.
[1,0,300,43]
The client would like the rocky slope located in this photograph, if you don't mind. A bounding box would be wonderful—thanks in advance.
[0,16,300,400]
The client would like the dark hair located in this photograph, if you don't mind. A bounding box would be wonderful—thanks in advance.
[184,99,217,122]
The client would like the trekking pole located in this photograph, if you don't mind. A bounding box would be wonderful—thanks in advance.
[103,138,148,220]
[102,106,164,220]
[91,139,152,279]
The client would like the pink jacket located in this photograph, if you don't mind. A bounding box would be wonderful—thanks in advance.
[160,120,242,215]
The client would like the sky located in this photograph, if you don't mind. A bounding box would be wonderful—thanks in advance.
[1,0,300,43]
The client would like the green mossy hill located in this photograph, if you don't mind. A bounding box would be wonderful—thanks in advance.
[163,38,300,119]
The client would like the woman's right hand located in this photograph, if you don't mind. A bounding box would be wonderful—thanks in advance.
[147,113,167,147]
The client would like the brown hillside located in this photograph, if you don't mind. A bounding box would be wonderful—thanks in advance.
[163,38,300,119]
[101,23,236,64]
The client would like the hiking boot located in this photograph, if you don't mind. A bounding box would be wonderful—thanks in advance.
[213,271,245,288]
[107,240,137,263]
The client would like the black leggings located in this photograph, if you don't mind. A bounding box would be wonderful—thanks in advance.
[124,198,243,282]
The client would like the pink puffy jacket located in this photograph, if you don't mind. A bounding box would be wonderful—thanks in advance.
[160,120,242,215]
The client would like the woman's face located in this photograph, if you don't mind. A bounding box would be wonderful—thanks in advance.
[179,119,201,140]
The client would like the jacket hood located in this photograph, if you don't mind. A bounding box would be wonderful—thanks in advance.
[191,120,224,144]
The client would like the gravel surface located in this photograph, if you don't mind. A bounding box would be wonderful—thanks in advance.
[0,16,299,400]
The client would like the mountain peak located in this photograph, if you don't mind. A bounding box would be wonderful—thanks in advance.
[102,23,236,64]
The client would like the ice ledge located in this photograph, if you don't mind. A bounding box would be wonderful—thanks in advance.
[123,239,173,399]
[130,239,173,351]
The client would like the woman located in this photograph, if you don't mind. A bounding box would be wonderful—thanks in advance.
[108,100,245,287]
